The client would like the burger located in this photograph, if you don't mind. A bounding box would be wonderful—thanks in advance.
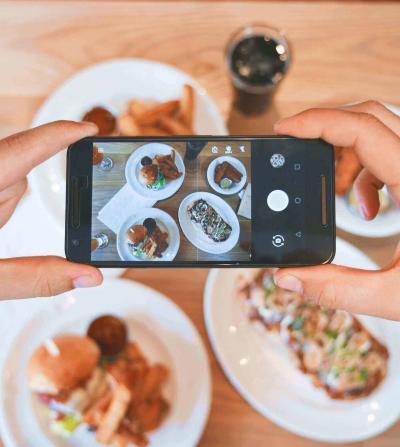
[28,334,108,436]
[139,156,165,190]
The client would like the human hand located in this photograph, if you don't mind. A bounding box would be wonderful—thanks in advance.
[0,121,103,300]
[273,101,400,320]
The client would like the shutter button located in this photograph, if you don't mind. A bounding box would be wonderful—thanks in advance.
[267,190,289,212]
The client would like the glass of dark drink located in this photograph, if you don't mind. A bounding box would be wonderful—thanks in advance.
[226,24,291,115]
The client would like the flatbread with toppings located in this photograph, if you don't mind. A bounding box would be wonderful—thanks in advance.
[238,269,389,400]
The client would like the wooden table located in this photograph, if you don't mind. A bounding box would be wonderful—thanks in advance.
[1,1,400,446]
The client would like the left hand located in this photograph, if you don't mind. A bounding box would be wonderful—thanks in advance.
[0,120,103,300]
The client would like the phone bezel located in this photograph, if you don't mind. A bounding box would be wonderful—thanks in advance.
[65,135,336,268]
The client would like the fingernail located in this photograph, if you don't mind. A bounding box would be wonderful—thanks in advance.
[81,121,98,132]
[274,275,303,294]
[73,275,99,288]
[359,203,369,220]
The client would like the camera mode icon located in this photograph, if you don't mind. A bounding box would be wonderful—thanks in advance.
[272,234,285,248]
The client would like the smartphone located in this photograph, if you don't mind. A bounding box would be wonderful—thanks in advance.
[66,136,335,267]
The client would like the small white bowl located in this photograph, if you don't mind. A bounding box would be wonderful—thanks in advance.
[207,156,247,195]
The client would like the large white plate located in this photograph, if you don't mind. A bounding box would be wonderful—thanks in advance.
[178,192,240,254]
[29,58,228,231]
[125,143,185,200]
[117,208,180,261]
[0,279,211,447]
[206,156,247,196]
[204,238,400,443]
[336,103,400,237]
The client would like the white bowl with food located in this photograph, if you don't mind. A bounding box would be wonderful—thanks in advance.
[335,103,400,238]
[125,143,185,200]
[178,192,240,255]
[336,185,400,238]
[204,238,400,443]
[116,208,180,262]
[28,58,227,231]
[207,156,247,195]
[0,279,211,447]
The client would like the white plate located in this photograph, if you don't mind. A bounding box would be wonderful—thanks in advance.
[117,208,180,261]
[178,192,240,254]
[206,156,247,195]
[29,58,228,230]
[336,103,400,237]
[125,143,185,200]
[0,279,211,447]
[204,238,400,443]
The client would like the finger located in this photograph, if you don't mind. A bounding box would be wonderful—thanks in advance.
[0,178,27,227]
[274,108,400,194]
[0,256,103,300]
[342,101,400,136]
[0,120,97,191]
[273,264,400,320]
[353,168,384,220]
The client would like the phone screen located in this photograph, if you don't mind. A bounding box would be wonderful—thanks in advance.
[91,140,253,263]
[87,137,334,266]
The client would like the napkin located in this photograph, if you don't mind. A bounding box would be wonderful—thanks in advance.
[98,184,156,233]
[238,183,251,219]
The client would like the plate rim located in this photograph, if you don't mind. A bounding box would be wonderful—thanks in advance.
[203,239,400,443]
[0,278,212,447]
[124,142,186,200]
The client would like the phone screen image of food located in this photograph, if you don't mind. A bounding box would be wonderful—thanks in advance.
[91,140,252,263]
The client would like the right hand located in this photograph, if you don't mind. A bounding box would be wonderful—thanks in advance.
[274,101,400,320]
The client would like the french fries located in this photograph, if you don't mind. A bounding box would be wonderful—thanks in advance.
[159,115,191,135]
[118,114,141,136]
[179,84,194,130]
[84,342,169,447]
[115,84,196,136]
[134,100,180,126]
[96,384,131,444]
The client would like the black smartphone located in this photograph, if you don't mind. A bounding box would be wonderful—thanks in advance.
[66,136,335,267]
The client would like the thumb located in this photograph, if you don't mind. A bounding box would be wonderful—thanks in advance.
[273,264,400,320]
[0,256,103,300]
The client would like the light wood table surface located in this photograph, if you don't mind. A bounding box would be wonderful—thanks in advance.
[1,1,400,446]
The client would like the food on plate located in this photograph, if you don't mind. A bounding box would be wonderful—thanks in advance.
[187,199,232,242]
[133,100,180,127]
[28,316,170,446]
[140,164,160,188]
[82,84,195,137]
[335,147,362,196]
[178,84,194,129]
[127,218,169,259]
[336,148,394,215]
[82,106,117,136]
[238,269,389,399]
[93,145,104,165]
[87,315,128,357]
[138,150,182,190]
[214,161,243,188]
[155,151,182,180]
